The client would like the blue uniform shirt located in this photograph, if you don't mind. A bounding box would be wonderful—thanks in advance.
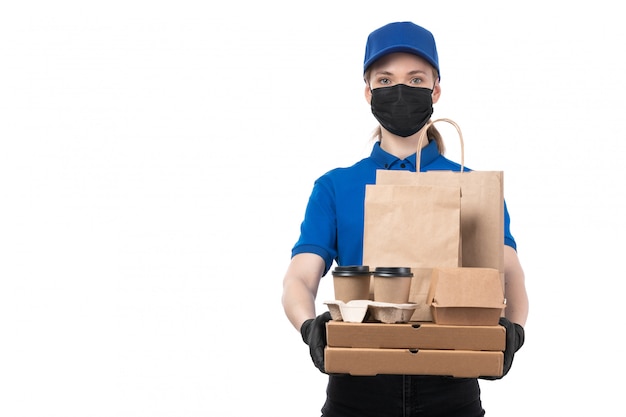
[292,140,516,275]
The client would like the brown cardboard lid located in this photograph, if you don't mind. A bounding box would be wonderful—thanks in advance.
[429,267,505,308]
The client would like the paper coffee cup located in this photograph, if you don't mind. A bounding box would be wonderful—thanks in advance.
[332,265,371,302]
[373,267,413,304]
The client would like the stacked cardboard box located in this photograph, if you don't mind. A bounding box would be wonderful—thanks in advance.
[324,267,506,378]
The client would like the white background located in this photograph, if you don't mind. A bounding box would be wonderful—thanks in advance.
[1,1,625,416]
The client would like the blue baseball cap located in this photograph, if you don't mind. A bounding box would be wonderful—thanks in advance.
[363,22,440,79]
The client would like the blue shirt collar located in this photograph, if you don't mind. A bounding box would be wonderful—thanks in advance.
[370,140,440,171]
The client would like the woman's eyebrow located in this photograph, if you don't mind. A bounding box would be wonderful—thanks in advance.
[373,69,428,77]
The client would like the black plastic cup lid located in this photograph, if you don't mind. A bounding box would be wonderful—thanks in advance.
[332,265,371,276]
[373,266,413,277]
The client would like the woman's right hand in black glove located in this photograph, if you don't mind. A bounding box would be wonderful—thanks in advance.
[300,311,332,373]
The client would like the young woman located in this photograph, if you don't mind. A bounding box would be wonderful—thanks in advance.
[281,21,529,417]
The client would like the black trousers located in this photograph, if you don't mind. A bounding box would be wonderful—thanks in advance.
[321,374,485,417]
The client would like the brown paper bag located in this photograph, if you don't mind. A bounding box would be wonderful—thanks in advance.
[376,118,504,273]
[363,150,463,319]
[362,184,462,269]
[363,118,504,321]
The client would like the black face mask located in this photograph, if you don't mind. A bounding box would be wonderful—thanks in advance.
[370,84,433,137]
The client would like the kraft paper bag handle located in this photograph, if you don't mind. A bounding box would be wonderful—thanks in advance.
[416,118,465,172]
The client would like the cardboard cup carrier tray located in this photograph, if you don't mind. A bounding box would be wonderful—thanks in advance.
[324,300,418,324]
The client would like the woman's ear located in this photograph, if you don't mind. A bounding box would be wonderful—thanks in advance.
[364,81,373,105]
[432,80,442,104]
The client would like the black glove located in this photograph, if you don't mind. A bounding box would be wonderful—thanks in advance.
[300,311,332,373]
[482,317,525,380]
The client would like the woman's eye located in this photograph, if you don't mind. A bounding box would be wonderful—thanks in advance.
[379,78,390,85]
[410,78,422,85]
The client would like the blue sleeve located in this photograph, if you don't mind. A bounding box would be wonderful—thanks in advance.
[504,199,517,250]
[291,176,338,274]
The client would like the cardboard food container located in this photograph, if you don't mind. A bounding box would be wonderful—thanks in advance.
[428,267,506,326]
[325,348,503,378]
[324,320,505,377]
[326,320,505,351]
